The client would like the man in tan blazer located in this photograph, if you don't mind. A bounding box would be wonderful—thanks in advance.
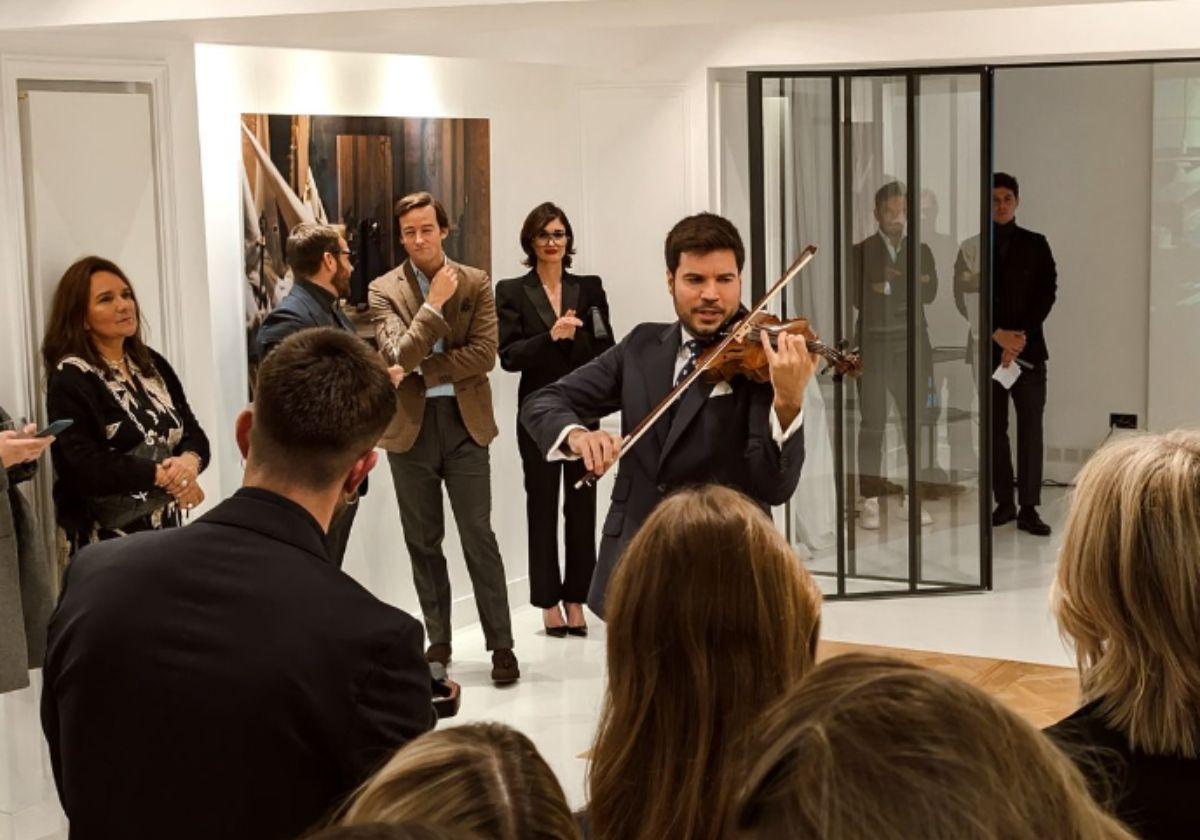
[369,191,518,685]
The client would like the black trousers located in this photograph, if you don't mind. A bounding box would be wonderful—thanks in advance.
[387,398,514,651]
[516,421,596,608]
[856,336,933,497]
[992,362,1047,508]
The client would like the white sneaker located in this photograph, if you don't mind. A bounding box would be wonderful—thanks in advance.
[860,497,880,530]
[901,495,933,526]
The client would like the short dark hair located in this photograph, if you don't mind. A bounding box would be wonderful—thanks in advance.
[286,223,343,279]
[251,328,395,490]
[395,191,450,231]
[994,172,1019,197]
[874,181,906,211]
[664,212,745,275]
[519,201,575,269]
[42,256,156,376]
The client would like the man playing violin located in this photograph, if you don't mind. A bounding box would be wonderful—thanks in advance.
[520,212,820,617]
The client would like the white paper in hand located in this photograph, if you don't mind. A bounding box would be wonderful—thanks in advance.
[992,362,1021,390]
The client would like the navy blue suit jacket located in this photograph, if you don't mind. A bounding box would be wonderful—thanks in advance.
[520,321,806,616]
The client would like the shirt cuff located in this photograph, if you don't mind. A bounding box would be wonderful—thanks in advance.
[421,302,446,322]
[771,406,804,446]
[547,424,587,462]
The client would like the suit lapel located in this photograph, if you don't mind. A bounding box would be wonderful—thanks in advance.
[561,274,581,318]
[645,323,680,456]
[400,261,425,322]
[659,372,715,471]
[522,272,557,331]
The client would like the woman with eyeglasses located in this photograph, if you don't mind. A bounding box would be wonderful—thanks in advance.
[496,202,615,638]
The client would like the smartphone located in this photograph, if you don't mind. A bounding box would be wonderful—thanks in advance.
[36,419,74,438]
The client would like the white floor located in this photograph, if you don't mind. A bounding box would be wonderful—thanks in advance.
[0,487,1074,831]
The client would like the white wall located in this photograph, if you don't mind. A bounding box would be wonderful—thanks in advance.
[195,44,600,619]
[994,64,1152,481]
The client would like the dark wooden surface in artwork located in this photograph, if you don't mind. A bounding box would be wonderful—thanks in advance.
[303,115,492,276]
[336,134,396,264]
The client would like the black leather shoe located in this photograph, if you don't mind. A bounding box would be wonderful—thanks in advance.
[544,625,569,638]
[992,504,1017,526]
[491,649,520,685]
[1018,506,1052,536]
[567,624,588,638]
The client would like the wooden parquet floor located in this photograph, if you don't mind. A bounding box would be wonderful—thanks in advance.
[818,641,1080,728]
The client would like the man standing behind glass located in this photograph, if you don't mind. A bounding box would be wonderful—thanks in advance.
[368,192,518,685]
[851,181,938,530]
[979,172,1056,536]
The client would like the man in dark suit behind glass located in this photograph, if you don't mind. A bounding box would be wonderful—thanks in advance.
[982,172,1057,536]
[41,328,435,840]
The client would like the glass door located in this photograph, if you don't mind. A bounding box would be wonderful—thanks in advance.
[750,68,993,598]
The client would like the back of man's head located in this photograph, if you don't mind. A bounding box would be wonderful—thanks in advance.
[251,328,395,491]
[286,223,344,279]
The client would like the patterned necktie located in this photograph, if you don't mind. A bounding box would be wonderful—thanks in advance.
[675,338,706,386]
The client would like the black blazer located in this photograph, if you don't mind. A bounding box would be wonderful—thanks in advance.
[41,488,435,840]
[991,223,1057,363]
[495,270,614,404]
[46,348,210,537]
[520,321,806,617]
[256,279,356,361]
[850,232,938,347]
[1047,700,1200,840]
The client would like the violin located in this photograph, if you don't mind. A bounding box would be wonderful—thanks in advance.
[574,245,862,489]
[699,312,863,384]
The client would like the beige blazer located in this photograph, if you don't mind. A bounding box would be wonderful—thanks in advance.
[368,258,499,453]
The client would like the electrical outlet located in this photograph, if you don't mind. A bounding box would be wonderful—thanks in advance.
[1110,413,1137,430]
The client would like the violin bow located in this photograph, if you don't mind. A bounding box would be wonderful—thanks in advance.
[574,245,818,489]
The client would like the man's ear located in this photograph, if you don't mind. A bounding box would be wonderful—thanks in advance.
[343,450,378,497]
[235,408,254,459]
[666,270,675,296]
[439,227,450,243]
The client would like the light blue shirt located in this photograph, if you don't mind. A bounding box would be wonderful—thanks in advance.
[413,262,456,399]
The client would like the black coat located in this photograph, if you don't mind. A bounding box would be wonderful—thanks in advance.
[41,488,435,840]
[46,349,210,540]
[850,231,939,348]
[991,223,1057,363]
[519,321,806,617]
[495,270,614,404]
[1047,700,1200,840]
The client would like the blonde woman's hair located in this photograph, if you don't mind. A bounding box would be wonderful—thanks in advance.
[1054,429,1200,757]
[587,484,823,840]
[338,723,579,840]
[731,654,1135,840]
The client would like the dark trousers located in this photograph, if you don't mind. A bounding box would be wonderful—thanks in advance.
[856,338,913,497]
[992,362,1047,508]
[387,398,513,651]
[324,498,358,568]
[516,422,596,608]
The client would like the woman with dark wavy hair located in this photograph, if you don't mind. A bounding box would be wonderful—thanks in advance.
[586,484,822,840]
[496,202,614,637]
[42,256,209,553]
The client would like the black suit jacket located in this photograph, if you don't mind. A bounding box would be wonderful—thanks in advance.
[850,232,938,348]
[41,488,434,840]
[990,223,1057,363]
[495,270,614,404]
[519,321,806,616]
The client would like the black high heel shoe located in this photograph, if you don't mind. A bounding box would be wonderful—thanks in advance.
[566,624,588,638]
[544,625,569,638]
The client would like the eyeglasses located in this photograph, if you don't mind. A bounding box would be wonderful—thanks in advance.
[534,232,568,245]
[328,248,356,259]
